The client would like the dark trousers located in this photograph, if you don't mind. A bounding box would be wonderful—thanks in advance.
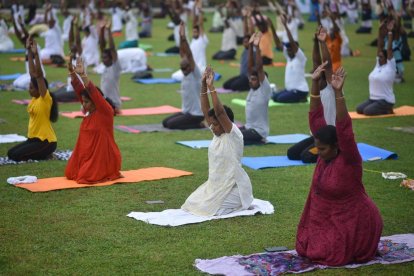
[262,56,273,65]
[165,46,180,54]
[356,26,372,34]
[272,89,308,103]
[8,138,57,161]
[356,99,394,116]
[53,87,78,103]
[139,31,151,38]
[223,75,250,91]
[162,112,204,130]
[287,136,317,163]
[239,127,265,145]
[212,49,236,60]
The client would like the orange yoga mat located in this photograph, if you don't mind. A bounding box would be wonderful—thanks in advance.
[349,105,414,119]
[15,167,193,192]
[60,105,181,118]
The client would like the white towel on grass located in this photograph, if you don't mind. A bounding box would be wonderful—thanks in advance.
[7,175,37,185]
[127,199,274,227]
[0,134,26,144]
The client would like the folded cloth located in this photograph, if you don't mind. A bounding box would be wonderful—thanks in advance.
[0,134,27,144]
[7,175,37,185]
[127,198,274,227]
[195,234,414,276]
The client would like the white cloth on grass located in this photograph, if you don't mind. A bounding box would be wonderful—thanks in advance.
[94,48,147,74]
[127,198,274,226]
[182,124,253,216]
[0,20,14,51]
[0,134,27,144]
[7,175,37,185]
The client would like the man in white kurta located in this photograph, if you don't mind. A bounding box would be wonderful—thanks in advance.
[181,124,253,216]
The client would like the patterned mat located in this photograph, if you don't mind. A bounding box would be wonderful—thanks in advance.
[0,150,72,166]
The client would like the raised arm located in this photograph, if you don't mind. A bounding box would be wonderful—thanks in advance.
[253,32,265,82]
[106,22,118,62]
[179,22,195,71]
[26,36,35,77]
[200,67,211,123]
[68,56,85,101]
[317,26,333,83]
[281,15,298,54]
[268,16,283,50]
[331,66,359,162]
[68,16,75,52]
[206,67,233,133]
[12,15,27,45]
[99,21,106,54]
[386,19,394,60]
[44,3,51,24]
[30,40,47,97]
[248,34,255,76]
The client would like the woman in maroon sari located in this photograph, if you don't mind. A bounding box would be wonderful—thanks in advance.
[295,61,383,266]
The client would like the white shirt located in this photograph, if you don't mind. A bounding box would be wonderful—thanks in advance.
[221,21,237,51]
[111,7,124,32]
[0,20,14,51]
[81,26,100,67]
[41,24,64,56]
[181,124,253,216]
[320,84,336,126]
[117,48,147,73]
[246,77,272,138]
[62,15,73,41]
[284,48,309,92]
[101,60,122,108]
[181,66,203,116]
[125,9,138,41]
[369,57,396,104]
[190,34,208,68]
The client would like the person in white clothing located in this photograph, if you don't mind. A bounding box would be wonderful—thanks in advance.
[119,6,139,48]
[111,3,124,33]
[181,66,254,216]
[99,22,122,113]
[212,16,237,60]
[172,2,208,81]
[272,15,309,103]
[81,24,100,68]
[0,18,14,51]
[239,32,272,145]
[356,20,396,115]
[11,16,46,90]
[39,4,64,63]
[61,1,73,42]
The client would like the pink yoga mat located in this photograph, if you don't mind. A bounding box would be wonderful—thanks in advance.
[61,105,181,118]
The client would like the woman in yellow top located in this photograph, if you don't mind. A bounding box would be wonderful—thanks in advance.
[8,37,58,161]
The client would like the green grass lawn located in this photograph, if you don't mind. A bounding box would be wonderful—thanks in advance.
[0,12,413,275]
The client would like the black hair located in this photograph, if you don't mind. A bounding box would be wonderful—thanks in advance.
[193,25,200,32]
[208,105,234,122]
[31,77,58,122]
[285,41,300,48]
[103,49,112,59]
[83,26,90,33]
[80,87,116,115]
[314,125,337,146]
[250,70,258,78]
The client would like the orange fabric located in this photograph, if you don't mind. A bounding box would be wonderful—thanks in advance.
[15,167,193,192]
[326,34,342,72]
[60,105,181,119]
[259,31,274,60]
[349,106,414,119]
[65,80,121,184]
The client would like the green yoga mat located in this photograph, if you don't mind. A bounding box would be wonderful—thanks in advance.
[139,43,153,51]
[231,98,309,107]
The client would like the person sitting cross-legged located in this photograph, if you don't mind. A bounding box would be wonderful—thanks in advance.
[181,66,254,216]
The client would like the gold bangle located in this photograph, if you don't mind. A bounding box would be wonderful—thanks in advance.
[310,94,320,98]
[210,90,216,93]
[336,96,345,100]
[200,91,208,95]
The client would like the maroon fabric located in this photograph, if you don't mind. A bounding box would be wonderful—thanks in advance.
[296,106,383,266]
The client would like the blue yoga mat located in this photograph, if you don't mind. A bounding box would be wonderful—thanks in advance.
[176,140,211,149]
[0,73,22,81]
[177,134,310,149]
[241,143,398,170]
[357,143,398,161]
[213,73,221,81]
[267,134,310,144]
[134,78,180,84]
[0,49,25,54]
